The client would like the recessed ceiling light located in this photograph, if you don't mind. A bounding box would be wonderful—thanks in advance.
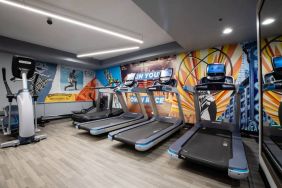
[77,46,140,58]
[222,27,233,35]
[262,18,275,25]
[0,0,143,44]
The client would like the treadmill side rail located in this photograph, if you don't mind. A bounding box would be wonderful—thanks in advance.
[168,124,200,158]
[228,132,249,179]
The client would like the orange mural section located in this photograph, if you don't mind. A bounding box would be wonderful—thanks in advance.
[76,78,97,101]
[173,44,243,123]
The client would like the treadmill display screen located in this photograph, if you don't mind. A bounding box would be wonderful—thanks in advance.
[272,56,282,70]
[160,68,173,78]
[207,64,225,74]
[126,73,136,81]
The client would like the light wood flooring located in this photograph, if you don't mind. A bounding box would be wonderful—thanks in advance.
[0,119,265,188]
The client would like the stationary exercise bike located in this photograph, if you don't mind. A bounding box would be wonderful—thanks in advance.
[1,56,47,148]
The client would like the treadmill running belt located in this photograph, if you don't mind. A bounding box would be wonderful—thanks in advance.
[84,110,110,118]
[72,110,109,122]
[114,121,172,145]
[180,128,231,169]
[80,116,137,130]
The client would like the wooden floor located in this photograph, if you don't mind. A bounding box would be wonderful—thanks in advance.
[0,119,265,188]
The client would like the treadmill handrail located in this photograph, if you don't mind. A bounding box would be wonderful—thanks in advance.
[115,83,147,93]
[263,82,282,91]
[195,82,236,91]
[228,131,249,172]
[183,85,195,93]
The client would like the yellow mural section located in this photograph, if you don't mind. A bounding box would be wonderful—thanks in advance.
[45,93,77,103]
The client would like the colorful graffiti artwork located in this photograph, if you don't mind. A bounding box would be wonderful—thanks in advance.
[175,45,243,123]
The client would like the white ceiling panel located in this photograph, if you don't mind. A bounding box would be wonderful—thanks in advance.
[0,0,173,59]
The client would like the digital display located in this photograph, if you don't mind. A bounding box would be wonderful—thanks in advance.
[160,68,173,78]
[273,56,282,69]
[126,73,136,81]
[207,64,225,74]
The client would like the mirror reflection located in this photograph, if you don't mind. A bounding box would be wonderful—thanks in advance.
[260,0,282,179]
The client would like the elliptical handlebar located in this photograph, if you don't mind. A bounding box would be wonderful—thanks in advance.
[2,68,14,98]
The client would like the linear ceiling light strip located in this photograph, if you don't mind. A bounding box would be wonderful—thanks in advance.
[0,0,143,44]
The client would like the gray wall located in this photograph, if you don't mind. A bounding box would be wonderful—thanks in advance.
[0,51,92,117]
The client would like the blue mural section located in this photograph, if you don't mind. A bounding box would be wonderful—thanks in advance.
[96,66,122,86]
[34,62,57,103]
[219,41,259,133]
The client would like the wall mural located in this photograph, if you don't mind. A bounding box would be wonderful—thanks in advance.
[94,42,257,133]
[176,45,243,124]
[95,66,122,108]
[32,62,96,103]
[121,57,176,117]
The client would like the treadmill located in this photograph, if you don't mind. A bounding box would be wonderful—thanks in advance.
[109,68,185,151]
[76,73,148,135]
[72,83,123,123]
[168,63,249,179]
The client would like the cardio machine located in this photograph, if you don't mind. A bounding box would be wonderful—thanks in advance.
[1,56,47,148]
[76,73,148,135]
[168,63,249,179]
[71,82,123,123]
[109,68,185,151]
[1,73,41,134]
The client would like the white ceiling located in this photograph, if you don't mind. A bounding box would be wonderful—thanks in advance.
[0,0,173,59]
[134,0,257,51]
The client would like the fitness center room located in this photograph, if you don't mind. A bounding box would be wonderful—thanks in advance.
[0,0,281,187]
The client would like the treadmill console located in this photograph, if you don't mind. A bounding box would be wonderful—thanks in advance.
[148,68,176,91]
[263,56,282,91]
[264,56,282,91]
[124,73,136,87]
[206,63,225,81]
[159,68,173,84]
[197,63,235,91]
[118,73,137,92]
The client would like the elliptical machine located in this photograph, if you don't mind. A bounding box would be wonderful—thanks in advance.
[1,56,47,148]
